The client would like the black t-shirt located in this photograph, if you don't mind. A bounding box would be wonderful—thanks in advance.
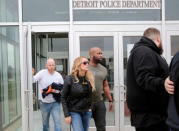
[78,75,91,97]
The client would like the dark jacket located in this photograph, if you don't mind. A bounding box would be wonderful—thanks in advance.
[42,82,63,103]
[61,75,92,117]
[166,51,179,129]
[127,36,169,115]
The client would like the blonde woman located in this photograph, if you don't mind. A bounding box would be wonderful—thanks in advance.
[61,56,95,131]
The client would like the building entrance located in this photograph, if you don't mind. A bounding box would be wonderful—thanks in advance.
[31,32,70,130]
[21,24,154,131]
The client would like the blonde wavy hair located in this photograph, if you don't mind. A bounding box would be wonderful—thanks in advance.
[71,56,95,91]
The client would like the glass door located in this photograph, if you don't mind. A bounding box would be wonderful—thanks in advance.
[23,24,70,131]
[75,32,119,131]
[166,31,179,62]
[75,31,142,131]
[119,32,142,131]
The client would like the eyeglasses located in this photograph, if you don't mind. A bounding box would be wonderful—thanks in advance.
[82,61,89,65]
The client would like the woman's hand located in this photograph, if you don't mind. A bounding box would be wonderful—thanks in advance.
[65,116,71,124]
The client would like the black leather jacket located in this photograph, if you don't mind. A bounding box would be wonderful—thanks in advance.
[61,75,92,117]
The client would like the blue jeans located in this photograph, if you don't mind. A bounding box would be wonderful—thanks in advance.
[39,101,62,131]
[70,111,92,131]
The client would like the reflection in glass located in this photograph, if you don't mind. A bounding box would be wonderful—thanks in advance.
[0,0,19,22]
[171,36,179,57]
[80,36,115,126]
[123,36,141,125]
[166,0,179,20]
[32,33,70,130]
[74,9,161,21]
[8,44,17,120]
[0,27,21,130]
[23,0,69,22]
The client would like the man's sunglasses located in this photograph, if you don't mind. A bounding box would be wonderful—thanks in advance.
[82,61,89,65]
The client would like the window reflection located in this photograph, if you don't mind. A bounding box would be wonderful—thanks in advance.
[74,9,161,21]
[171,36,179,57]
[166,0,179,20]
[23,0,69,22]
[0,0,18,22]
[0,27,21,130]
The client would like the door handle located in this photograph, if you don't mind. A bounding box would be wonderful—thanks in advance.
[119,83,126,102]
[112,85,119,103]
[24,90,31,111]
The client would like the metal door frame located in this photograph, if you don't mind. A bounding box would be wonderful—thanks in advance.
[21,24,33,131]
[166,31,179,63]
[118,28,169,131]
[75,31,119,131]
[118,31,143,131]
[21,24,71,131]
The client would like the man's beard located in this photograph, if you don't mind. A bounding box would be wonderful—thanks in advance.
[93,56,102,64]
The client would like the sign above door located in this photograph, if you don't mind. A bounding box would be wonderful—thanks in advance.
[73,0,161,10]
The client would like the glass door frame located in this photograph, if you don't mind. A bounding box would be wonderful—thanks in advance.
[166,30,179,63]
[21,24,70,131]
[118,31,143,131]
[20,25,33,131]
[75,31,119,131]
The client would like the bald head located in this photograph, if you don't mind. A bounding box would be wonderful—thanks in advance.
[46,58,55,64]
[89,47,102,57]
[89,47,103,65]
[46,58,56,74]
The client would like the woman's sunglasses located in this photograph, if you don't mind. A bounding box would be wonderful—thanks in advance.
[82,61,89,65]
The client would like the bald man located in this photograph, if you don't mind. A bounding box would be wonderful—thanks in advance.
[89,47,113,131]
[32,58,64,131]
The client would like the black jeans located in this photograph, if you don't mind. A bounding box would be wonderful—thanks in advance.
[135,121,169,131]
[92,101,106,131]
